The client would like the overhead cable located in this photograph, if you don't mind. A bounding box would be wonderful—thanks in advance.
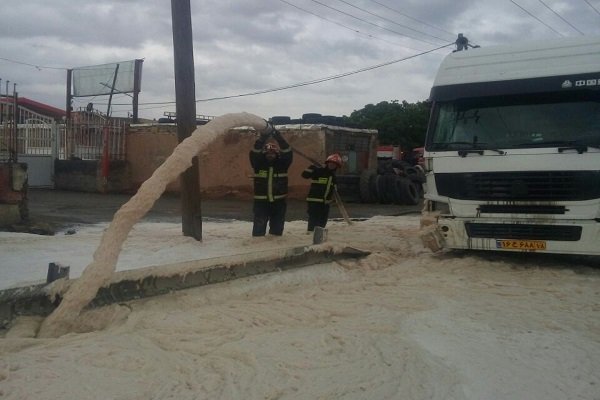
[366,0,456,39]
[306,0,440,45]
[583,0,600,16]
[538,0,584,35]
[277,0,426,52]
[195,43,453,102]
[106,42,454,108]
[0,56,66,71]
[335,0,449,43]
[510,0,565,36]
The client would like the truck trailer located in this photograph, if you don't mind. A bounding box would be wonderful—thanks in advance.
[421,36,600,255]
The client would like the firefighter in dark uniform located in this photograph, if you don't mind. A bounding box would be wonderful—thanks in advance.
[249,128,293,236]
[301,153,343,232]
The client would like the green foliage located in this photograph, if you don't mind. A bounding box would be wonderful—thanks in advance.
[347,100,431,149]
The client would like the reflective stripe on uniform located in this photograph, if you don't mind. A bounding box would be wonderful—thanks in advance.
[268,167,274,201]
[255,171,286,178]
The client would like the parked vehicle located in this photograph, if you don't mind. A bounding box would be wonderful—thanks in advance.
[421,36,600,255]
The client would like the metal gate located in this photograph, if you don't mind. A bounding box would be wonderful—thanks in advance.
[17,108,65,187]
[1,101,127,188]
[68,109,126,161]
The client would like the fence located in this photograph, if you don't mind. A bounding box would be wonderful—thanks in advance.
[68,109,126,160]
[0,102,126,162]
[0,98,17,162]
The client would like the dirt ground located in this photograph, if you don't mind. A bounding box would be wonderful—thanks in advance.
[24,188,422,228]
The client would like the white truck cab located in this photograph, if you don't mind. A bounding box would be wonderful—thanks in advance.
[421,36,600,255]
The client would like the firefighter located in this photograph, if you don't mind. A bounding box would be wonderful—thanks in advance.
[249,127,293,236]
[301,153,343,232]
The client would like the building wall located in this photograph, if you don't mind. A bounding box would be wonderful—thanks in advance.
[126,124,180,193]
[0,163,28,226]
[51,123,377,200]
[126,124,332,200]
[54,160,131,193]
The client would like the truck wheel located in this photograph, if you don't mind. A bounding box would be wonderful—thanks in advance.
[398,177,420,205]
[359,170,376,203]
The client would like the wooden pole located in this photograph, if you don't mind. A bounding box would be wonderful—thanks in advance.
[171,0,202,240]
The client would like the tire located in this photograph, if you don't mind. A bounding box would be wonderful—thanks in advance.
[359,170,377,203]
[302,113,322,123]
[372,174,382,203]
[376,174,393,204]
[376,175,392,204]
[391,176,404,205]
[398,177,420,205]
[405,165,426,183]
[270,116,291,125]
[417,183,424,199]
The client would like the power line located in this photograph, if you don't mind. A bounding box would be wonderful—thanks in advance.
[306,0,440,46]
[509,0,564,36]
[335,0,449,43]
[196,44,453,101]
[107,42,454,108]
[584,0,600,16]
[277,0,426,52]
[0,56,66,71]
[366,0,456,40]
[538,0,584,35]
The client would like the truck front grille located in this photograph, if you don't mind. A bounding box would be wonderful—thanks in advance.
[478,205,566,214]
[436,171,600,201]
[465,223,582,241]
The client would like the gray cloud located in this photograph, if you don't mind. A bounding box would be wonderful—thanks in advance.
[0,0,598,120]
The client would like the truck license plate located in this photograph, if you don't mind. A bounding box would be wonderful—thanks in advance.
[496,240,546,250]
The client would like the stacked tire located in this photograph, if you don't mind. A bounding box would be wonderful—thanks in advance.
[359,169,422,205]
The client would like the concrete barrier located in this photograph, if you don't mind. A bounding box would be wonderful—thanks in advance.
[0,245,369,329]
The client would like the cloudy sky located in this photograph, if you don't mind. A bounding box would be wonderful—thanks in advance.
[1,0,599,121]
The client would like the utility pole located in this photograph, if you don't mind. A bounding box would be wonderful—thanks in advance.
[171,0,202,240]
[132,59,143,124]
[66,69,72,121]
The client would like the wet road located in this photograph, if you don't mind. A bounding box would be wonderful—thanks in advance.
[26,189,422,227]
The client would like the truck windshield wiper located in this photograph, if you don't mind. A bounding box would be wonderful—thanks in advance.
[516,140,600,152]
[455,141,506,157]
[434,141,505,155]
[457,148,505,157]
[525,140,600,154]
[558,145,600,154]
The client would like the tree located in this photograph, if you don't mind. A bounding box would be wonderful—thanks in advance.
[347,100,431,150]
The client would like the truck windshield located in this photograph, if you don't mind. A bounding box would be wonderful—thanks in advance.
[428,91,600,151]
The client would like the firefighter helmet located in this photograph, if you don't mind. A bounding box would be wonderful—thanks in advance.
[325,153,342,167]
[263,142,280,154]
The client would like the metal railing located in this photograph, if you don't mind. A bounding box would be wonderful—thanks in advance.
[65,109,127,160]
[1,105,127,162]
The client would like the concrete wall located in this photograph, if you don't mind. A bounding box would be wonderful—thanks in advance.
[126,124,330,199]
[53,123,377,200]
[126,124,180,193]
[0,163,28,227]
[54,160,131,193]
